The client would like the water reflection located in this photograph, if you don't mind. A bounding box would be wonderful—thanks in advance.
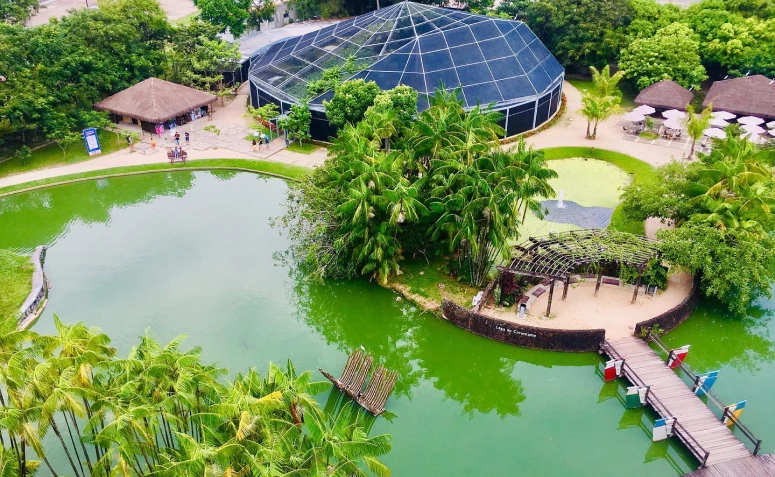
[0,172,194,251]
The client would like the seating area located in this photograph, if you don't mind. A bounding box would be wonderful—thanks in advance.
[166,148,188,164]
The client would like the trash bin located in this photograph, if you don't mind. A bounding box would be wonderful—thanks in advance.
[518,303,526,318]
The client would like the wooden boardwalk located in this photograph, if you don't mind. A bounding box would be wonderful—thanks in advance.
[685,454,775,477]
[602,336,752,468]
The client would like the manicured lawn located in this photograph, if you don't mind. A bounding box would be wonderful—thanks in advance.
[639,131,659,140]
[0,130,126,179]
[389,258,480,308]
[0,249,33,319]
[565,77,638,110]
[286,142,319,154]
[0,158,310,196]
[539,146,658,235]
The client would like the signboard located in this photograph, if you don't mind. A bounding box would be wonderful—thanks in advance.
[692,370,719,396]
[653,418,675,441]
[83,128,101,155]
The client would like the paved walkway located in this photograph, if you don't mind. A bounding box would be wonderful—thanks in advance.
[28,0,196,26]
[524,81,686,166]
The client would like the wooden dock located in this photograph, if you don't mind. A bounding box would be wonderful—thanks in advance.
[319,349,398,416]
[685,454,775,477]
[601,336,754,468]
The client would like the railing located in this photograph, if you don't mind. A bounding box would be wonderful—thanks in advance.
[600,340,710,466]
[644,330,763,455]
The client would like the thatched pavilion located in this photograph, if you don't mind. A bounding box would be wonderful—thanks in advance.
[95,78,217,134]
[703,75,775,120]
[634,80,694,112]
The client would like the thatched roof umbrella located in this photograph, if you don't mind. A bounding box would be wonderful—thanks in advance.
[634,80,694,111]
[95,78,217,124]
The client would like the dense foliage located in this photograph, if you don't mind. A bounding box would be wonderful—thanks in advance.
[0,0,39,24]
[276,87,556,287]
[579,66,624,139]
[0,315,392,477]
[620,134,775,313]
[0,0,241,152]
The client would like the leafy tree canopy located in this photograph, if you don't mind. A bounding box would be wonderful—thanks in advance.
[0,0,39,24]
[324,79,382,130]
[193,0,251,37]
[619,22,707,89]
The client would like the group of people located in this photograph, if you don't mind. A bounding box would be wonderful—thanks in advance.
[149,131,190,151]
[252,131,271,152]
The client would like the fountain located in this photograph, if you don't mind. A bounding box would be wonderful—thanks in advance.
[557,190,566,209]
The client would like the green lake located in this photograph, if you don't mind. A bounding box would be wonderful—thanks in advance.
[0,171,772,476]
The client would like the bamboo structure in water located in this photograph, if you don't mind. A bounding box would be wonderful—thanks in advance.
[319,349,399,416]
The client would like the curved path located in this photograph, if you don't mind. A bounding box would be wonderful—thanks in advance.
[0,82,673,192]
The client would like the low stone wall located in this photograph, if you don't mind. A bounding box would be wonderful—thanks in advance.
[634,275,701,336]
[17,245,48,324]
[441,299,605,352]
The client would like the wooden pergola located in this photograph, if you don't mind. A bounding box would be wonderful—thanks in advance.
[498,229,660,317]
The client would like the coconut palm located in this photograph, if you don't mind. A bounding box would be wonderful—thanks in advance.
[590,65,626,98]
[685,103,713,160]
[579,93,619,139]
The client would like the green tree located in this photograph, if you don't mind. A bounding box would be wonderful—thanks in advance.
[324,79,382,130]
[248,0,277,30]
[524,0,633,70]
[619,22,707,90]
[685,103,713,160]
[193,0,252,37]
[0,0,39,24]
[291,0,320,20]
[579,93,619,139]
[590,65,625,98]
[279,103,312,145]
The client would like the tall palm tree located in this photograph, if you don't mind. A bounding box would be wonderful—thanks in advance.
[579,93,619,139]
[685,103,713,160]
[590,65,626,98]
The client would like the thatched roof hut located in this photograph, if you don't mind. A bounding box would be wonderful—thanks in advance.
[95,78,217,124]
[703,75,775,119]
[634,80,694,111]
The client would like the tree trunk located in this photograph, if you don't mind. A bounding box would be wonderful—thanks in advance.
[688,139,696,160]
[69,409,94,475]
[586,120,591,138]
[593,120,600,139]
[50,418,83,477]
[63,412,86,477]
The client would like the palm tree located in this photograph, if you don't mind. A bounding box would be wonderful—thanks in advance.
[579,93,619,139]
[590,65,626,98]
[685,103,713,160]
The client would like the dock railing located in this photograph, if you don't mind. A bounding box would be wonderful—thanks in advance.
[600,340,710,466]
[644,329,763,455]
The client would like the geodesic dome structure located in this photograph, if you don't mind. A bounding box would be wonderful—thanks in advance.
[248,1,564,140]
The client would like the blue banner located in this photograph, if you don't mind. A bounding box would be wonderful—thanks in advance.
[83,128,101,155]
[693,370,719,396]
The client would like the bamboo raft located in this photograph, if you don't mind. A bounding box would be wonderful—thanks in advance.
[319,350,399,416]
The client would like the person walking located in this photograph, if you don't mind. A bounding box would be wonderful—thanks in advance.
[163,137,169,149]
[184,131,190,145]
[150,137,156,151]
[252,139,258,152]
[262,132,270,149]
[174,132,180,146]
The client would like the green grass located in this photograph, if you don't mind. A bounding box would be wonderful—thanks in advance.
[0,158,310,196]
[286,142,319,154]
[171,11,199,26]
[565,77,638,110]
[244,128,271,142]
[0,130,126,179]
[639,131,659,140]
[389,258,480,307]
[539,147,658,235]
[0,249,34,319]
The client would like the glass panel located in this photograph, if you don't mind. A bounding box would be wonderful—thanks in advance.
[317,25,336,40]
[496,76,537,100]
[419,32,447,52]
[364,71,402,90]
[422,49,454,71]
[487,57,525,80]
[310,90,335,105]
[273,56,310,75]
[494,19,515,35]
[417,95,430,112]
[383,39,412,53]
[315,53,344,70]
[298,64,322,82]
[254,66,290,86]
[425,68,459,91]
[334,26,359,40]
[542,57,564,80]
[405,54,424,73]
[281,77,309,100]
[443,27,475,48]
[371,54,409,72]
[377,19,397,33]
[430,17,453,29]
[300,31,318,42]
[527,65,552,93]
[516,23,537,43]
[462,82,503,106]
[456,64,494,86]
[414,21,437,36]
[297,47,328,64]
[504,29,528,54]
[355,44,384,59]
[294,39,314,53]
[470,21,501,41]
[479,37,514,60]
[318,36,344,52]
[331,41,360,58]
[516,47,539,73]
[275,46,296,61]
[399,72,427,93]
[365,32,390,46]
[396,14,413,30]
[389,26,415,42]
[461,15,486,25]
[506,108,534,136]
[449,43,485,66]
[528,39,551,61]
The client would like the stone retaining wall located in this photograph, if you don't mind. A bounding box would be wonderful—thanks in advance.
[634,275,701,336]
[441,299,605,352]
[17,245,47,324]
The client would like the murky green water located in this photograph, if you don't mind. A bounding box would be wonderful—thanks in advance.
[1,171,771,475]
